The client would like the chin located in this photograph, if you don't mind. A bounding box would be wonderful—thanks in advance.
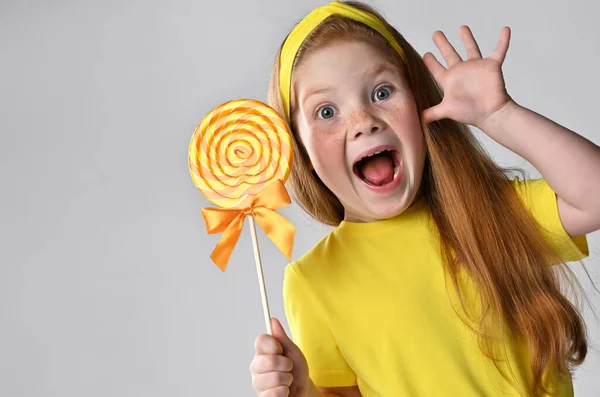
[370,203,407,220]
[369,182,422,220]
[346,196,408,222]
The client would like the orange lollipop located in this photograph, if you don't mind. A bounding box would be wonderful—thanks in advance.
[188,99,295,335]
[189,99,293,209]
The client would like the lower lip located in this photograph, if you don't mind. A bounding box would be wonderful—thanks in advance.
[356,158,403,193]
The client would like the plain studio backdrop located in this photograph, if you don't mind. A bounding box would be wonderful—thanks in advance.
[1,0,599,396]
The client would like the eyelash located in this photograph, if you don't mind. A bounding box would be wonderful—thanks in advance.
[313,84,395,120]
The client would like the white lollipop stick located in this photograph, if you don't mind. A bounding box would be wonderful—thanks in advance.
[248,216,273,335]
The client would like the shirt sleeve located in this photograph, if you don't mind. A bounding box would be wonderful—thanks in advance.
[283,263,357,387]
[512,177,589,263]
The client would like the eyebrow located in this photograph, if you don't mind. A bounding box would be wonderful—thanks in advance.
[300,63,401,107]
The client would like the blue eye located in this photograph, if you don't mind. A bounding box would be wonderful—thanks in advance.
[373,86,392,101]
[317,106,335,119]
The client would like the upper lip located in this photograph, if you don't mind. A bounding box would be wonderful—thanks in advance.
[352,145,399,166]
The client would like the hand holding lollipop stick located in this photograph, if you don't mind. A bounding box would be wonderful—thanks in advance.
[188,99,295,335]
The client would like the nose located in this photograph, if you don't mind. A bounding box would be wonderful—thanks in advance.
[350,108,384,139]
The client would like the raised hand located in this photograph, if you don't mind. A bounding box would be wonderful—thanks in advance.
[422,25,513,129]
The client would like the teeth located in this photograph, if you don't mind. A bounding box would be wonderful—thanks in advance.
[362,150,385,160]
[370,150,384,156]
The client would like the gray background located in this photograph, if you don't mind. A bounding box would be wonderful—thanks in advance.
[1,0,599,396]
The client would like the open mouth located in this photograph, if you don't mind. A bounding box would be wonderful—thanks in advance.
[352,147,402,189]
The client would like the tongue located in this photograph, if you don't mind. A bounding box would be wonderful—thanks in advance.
[361,155,394,186]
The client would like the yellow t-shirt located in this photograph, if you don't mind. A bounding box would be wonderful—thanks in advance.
[283,178,589,397]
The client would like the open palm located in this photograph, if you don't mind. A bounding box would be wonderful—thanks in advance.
[422,25,513,129]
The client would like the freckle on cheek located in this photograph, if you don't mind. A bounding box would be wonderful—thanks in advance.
[390,112,404,125]
[311,126,344,143]
[347,112,362,126]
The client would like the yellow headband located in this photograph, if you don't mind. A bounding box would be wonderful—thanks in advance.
[279,1,408,121]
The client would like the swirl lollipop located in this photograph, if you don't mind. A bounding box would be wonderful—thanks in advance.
[189,99,295,334]
[190,99,293,209]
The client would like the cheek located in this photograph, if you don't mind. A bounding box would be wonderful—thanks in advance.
[302,125,346,170]
[389,103,425,148]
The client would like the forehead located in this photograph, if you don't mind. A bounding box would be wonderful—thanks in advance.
[291,40,403,97]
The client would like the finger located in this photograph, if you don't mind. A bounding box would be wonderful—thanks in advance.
[270,318,297,354]
[250,354,294,374]
[261,385,290,397]
[422,103,447,124]
[252,371,293,393]
[432,30,463,67]
[458,25,482,59]
[422,52,446,82]
[490,26,511,64]
[255,334,283,355]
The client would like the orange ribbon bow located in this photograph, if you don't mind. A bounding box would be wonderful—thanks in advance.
[201,179,295,271]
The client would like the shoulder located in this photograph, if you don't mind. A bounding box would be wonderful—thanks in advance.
[287,229,344,278]
[510,175,548,203]
[283,229,347,299]
[509,176,588,262]
[510,175,563,229]
[510,176,568,226]
[510,176,562,221]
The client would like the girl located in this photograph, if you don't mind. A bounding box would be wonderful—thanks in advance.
[249,1,599,396]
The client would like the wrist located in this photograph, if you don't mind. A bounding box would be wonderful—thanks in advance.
[306,379,323,397]
[307,378,340,397]
[478,98,519,136]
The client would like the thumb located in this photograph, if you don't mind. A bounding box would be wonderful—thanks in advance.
[271,318,298,353]
[271,317,309,376]
[422,103,446,124]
